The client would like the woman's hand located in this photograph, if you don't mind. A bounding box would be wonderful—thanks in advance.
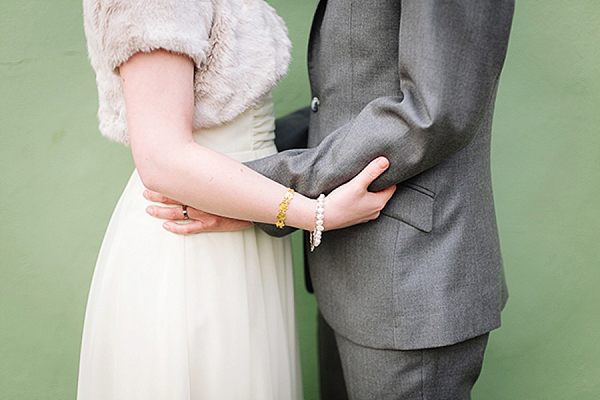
[144,190,253,234]
[322,157,396,231]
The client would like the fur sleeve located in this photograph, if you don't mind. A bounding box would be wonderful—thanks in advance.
[83,0,290,145]
[84,0,213,72]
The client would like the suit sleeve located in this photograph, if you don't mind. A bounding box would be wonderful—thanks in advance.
[248,0,514,235]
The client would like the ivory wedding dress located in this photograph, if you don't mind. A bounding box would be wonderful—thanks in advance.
[77,95,302,399]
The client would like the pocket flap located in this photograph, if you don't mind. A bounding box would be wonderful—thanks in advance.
[381,183,434,232]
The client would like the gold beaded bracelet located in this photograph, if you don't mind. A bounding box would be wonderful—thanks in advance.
[276,188,295,228]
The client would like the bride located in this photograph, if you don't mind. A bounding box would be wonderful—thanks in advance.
[77,0,396,399]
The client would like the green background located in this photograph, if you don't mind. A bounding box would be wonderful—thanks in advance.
[1,1,599,398]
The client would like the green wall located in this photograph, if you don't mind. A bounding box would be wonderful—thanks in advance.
[1,1,598,399]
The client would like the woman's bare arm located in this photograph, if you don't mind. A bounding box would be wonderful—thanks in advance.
[121,49,394,231]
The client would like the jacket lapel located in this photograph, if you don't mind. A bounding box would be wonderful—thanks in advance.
[308,0,327,76]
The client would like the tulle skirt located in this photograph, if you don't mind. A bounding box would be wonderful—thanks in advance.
[78,96,302,399]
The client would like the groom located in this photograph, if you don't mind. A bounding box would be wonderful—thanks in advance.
[149,0,515,398]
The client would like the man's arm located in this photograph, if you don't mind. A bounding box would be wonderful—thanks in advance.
[246,0,514,195]
[149,0,514,236]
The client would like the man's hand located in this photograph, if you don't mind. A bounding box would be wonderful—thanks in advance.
[143,190,253,234]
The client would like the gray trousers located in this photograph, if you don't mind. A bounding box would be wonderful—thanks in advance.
[318,313,489,400]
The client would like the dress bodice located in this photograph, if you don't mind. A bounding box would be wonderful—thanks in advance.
[192,94,277,163]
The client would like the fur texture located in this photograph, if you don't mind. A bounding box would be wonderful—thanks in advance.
[83,0,291,145]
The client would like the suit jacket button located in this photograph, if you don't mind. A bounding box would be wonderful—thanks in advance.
[311,96,320,112]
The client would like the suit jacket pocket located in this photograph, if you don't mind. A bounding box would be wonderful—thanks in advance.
[381,183,434,232]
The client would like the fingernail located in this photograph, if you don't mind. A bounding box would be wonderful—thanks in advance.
[377,158,388,168]
[146,206,154,214]
[143,190,149,199]
[163,222,176,232]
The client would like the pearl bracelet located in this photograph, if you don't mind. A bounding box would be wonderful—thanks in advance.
[310,194,325,251]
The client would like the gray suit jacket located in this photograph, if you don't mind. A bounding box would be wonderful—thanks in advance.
[247,0,514,350]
